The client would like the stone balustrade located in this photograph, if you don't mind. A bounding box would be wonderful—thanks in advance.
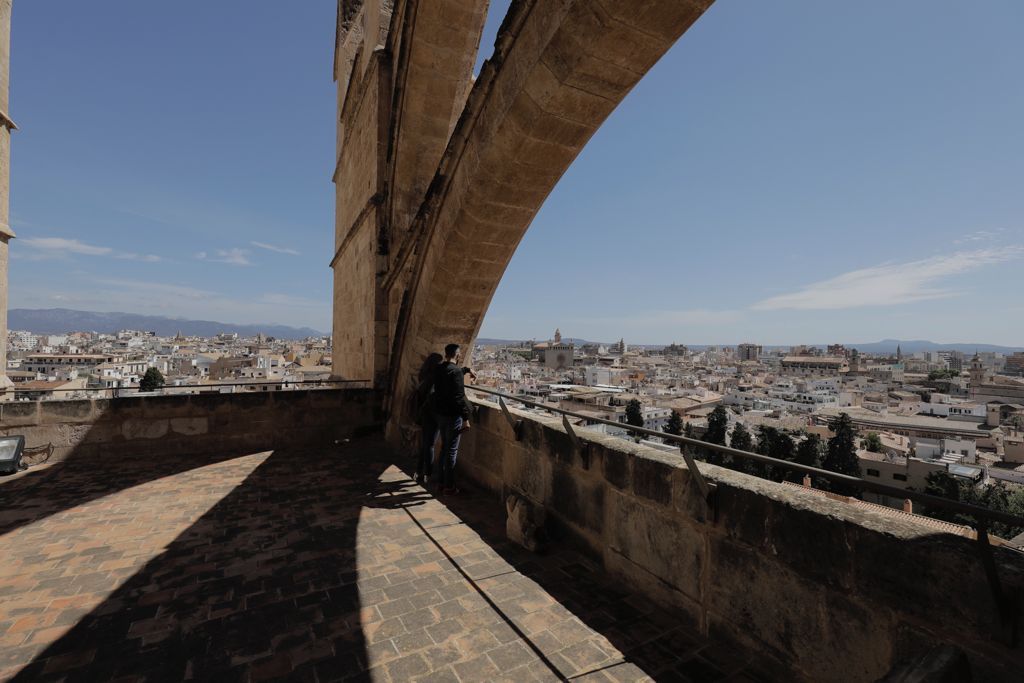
[458,396,1024,681]
[0,388,382,464]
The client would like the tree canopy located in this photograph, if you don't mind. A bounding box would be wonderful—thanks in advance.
[728,422,754,473]
[923,472,1024,539]
[861,432,883,453]
[664,410,684,436]
[139,367,165,393]
[822,413,861,496]
[625,399,644,428]
[703,406,729,464]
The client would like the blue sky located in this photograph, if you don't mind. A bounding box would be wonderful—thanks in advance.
[10,2,1024,345]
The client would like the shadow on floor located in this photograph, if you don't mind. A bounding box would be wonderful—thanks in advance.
[9,445,393,682]
[382,461,767,683]
[7,438,767,682]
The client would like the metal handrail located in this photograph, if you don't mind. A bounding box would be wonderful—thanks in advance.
[468,385,1024,530]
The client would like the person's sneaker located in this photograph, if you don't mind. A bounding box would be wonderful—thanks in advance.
[413,473,423,484]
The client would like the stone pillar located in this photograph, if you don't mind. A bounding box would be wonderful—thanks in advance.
[0,0,15,400]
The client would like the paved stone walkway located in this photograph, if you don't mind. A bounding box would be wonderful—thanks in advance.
[0,438,764,682]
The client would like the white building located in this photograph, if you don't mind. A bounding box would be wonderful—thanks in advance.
[641,406,672,432]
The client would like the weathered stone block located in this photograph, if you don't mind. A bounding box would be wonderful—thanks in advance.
[819,592,893,682]
[600,444,629,490]
[607,489,702,600]
[39,399,93,423]
[541,424,575,466]
[632,455,672,506]
[551,464,603,535]
[713,482,772,550]
[706,538,825,678]
[0,400,39,426]
[502,440,548,503]
[849,526,1010,639]
[768,501,855,591]
[170,417,208,437]
[139,394,193,418]
[121,418,169,441]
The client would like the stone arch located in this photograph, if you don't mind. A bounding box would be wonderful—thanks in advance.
[384,0,713,426]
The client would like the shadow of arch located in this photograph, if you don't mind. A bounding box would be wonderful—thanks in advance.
[8,444,395,682]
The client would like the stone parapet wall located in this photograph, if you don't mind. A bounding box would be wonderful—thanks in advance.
[458,397,1024,681]
[0,389,382,464]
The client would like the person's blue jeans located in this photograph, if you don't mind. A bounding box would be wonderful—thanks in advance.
[417,415,438,479]
[436,414,463,489]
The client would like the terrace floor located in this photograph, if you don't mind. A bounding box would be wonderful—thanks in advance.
[0,437,767,682]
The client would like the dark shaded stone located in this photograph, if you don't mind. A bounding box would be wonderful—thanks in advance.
[601,446,629,490]
[40,399,92,422]
[551,465,603,533]
[632,457,671,506]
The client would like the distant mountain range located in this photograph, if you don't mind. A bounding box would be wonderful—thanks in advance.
[835,339,1024,354]
[9,309,326,340]
[8,315,1019,352]
[475,337,1024,354]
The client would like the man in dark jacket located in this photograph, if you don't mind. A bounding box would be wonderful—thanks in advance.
[433,343,473,494]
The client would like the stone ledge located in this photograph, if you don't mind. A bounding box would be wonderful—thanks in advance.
[457,396,1024,681]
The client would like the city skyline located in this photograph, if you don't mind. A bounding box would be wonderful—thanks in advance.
[8,1,1024,343]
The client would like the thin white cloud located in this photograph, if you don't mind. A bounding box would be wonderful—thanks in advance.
[576,309,742,327]
[196,248,252,266]
[752,247,1024,311]
[93,277,212,300]
[251,241,300,256]
[22,237,112,256]
[115,252,162,263]
[953,229,1004,245]
[260,293,322,307]
[20,236,162,262]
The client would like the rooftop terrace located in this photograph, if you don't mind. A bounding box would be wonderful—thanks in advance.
[0,436,756,682]
[1,388,1022,681]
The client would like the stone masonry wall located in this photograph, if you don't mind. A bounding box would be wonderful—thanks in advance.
[0,388,382,464]
[457,397,1024,682]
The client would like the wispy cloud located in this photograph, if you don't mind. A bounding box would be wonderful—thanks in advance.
[23,237,111,256]
[196,248,252,266]
[93,277,212,300]
[251,241,300,256]
[752,247,1024,311]
[576,309,742,327]
[260,293,322,307]
[19,237,162,262]
[953,229,1004,245]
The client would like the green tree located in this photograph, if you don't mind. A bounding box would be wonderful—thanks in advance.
[625,399,644,429]
[703,406,729,465]
[922,472,1024,539]
[795,434,823,484]
[683,422,694,439]
[861,432,883,453]
[752,426,795,481]
[139,367,165,393]
[728,422,754,473]
[771,431,797,482]
[928,369,958,381]
[664,410,684,436]
[822,413,861,496]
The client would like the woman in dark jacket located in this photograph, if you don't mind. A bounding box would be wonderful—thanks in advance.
[413,353,443,484]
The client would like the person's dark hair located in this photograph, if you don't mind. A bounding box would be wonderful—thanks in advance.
[418,352,443,382]
[444,343,460,358]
